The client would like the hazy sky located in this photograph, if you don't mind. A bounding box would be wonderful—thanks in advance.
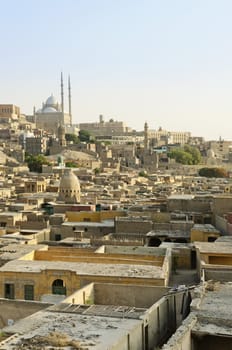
[1,0,232,140]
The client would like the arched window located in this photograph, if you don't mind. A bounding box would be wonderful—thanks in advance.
[52,279,66,295]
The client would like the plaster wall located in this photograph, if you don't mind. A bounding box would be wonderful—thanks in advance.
[115,219,153,234]
[66,210,125,222]
[0,299,52,328]
[93,284,169,308]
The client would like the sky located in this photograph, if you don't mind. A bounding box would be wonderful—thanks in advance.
[1,0,232,140]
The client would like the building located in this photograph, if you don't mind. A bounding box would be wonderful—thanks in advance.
[79,114,132,137]
[0,105,20,123]
[35,74,72,134]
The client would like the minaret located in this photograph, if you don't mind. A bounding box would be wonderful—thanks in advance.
[68,75,72,124]
[61,72,64,113]
[144,121,149,150]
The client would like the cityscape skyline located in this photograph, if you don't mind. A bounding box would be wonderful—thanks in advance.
[1,0,232,140]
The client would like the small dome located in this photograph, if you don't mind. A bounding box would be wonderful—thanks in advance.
[58,169,81,204]
[46,94,58,106]
[36,108,42,114]
[43,106,57,113]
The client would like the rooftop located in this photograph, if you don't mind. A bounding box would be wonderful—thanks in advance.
[2,309,143,349]
[0,260,164,278]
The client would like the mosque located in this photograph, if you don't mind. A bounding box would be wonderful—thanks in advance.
[34,73,72,134]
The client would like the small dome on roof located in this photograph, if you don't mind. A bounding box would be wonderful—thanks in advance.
[58,169,81,204]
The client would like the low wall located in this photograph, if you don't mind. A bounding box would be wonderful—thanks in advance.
[0,299,52,328]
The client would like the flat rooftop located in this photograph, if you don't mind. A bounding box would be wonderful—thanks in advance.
[63,220,114,227]
[101,245,166,256]
[2,308,143,349]
[147,230,190,238]
[0,260,164,278]
[193,282,232,336]
[192,224,220,233]
[195,241,232,254]
[0,244,47,261]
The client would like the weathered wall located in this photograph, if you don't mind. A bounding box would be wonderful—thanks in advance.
[66,210,126,222]
[0,299,52,327]
[162,314,197,350]
[215,215,228,235]
[63,283,95,305]
[93,284,169,308]
[0,269,165,301]
[212,196,232,217]
[115,218,153,234]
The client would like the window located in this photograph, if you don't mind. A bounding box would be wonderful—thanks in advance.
[5,283,15,299]
[24,285,34,300]
[55,234,61,241]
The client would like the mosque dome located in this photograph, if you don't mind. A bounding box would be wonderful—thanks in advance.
[36,108,42,114]
[43,106,57,113]
[46,94,58,106]
[58,169,81,204]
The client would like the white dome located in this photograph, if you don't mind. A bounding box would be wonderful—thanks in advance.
[43,106,57,113]
[36,108,42,113]
[46,94,58,106]
[58,169,81,204]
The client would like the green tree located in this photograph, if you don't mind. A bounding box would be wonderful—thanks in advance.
[65,161,78,168]
[139,170,148,177]
[168,145,201,165]
[94,168,100,175]
[25,154,51,173]
[79,129,94,142]
[65,133,79,144]
[184,145,201,164]
[199,167,228,178]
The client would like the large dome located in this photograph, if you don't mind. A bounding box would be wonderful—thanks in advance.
[45,94,58,106]
[43,106,57,113]
[58,169,81,204]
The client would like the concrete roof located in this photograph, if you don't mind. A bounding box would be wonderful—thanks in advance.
[0,244,47,261]
[193,282,232,335]
[63,220,114,228]
[195,242,232,254]
[146,230,190,238]
[0,260,164,278]
[192,224,220,233]
[102,245,166,256]
[168,194,194,200]
[1,309,143,349]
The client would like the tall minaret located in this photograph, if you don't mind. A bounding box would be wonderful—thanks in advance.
[61,72,64,113]
[144,121,149,150]
[68,75,72,124]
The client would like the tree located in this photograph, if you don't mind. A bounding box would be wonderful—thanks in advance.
[25,154,51,173]
[199,167,228,178]
[65,133,79,144]
[65,161,78,168]
[168,145,201,165]
[184,145,201,164]
[79,129,93,142]
[94,168,100,175]
[139,170,148,177]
